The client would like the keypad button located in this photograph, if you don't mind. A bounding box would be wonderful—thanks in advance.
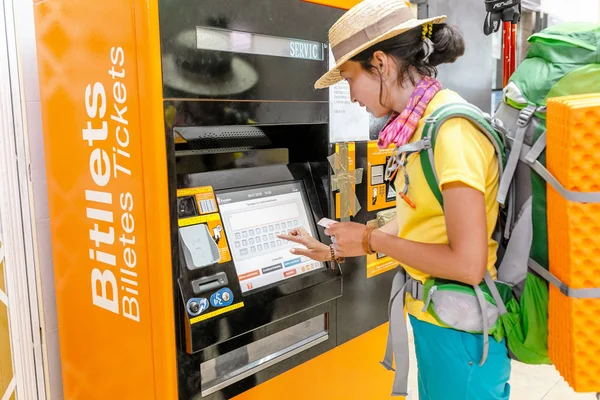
[241,249,248,255]
[263,227,268,233]
[264,243,269,249]
[256,236,261,243]
[294,220,299,226]
[270,241,275,247]
[269,225,274,231]
[269,233,274,239]
[249,238,255,245]
[287,221,292,227]
[235,233,241,239]
[251,246,256,253]
[257,245,263,251]
[235,242,240,248]
[275,223,280,229]
[249,229,255,236]
[242,240,248,246]
[242,231,248,238]
[262,235,268,241]
[277,240,282,245]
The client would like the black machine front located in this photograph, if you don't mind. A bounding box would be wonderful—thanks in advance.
[175,164,342,399]
[159,1,397,399]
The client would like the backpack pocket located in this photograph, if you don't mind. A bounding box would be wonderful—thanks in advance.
[422,279,511,341]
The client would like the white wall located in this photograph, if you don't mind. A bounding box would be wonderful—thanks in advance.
[542,0,600,23]
[12,1,63,399]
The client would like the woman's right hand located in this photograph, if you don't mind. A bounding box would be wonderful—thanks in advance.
[277,228,331,262]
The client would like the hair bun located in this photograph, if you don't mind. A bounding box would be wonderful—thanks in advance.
[427,24,465,67]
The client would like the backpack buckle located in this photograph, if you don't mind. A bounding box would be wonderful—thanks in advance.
[421,136,432,149]
[409,279,424,301]
[517,105,536,127]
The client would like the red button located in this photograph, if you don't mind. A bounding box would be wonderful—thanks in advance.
[284,269,297,277]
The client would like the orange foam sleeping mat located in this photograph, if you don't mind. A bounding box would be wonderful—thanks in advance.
[546,93,600,393]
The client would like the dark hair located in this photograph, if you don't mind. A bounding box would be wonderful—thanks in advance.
[351,23,465,100]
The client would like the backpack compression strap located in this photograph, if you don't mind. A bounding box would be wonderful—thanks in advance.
[419,102,507,209]
[380,270,424,397]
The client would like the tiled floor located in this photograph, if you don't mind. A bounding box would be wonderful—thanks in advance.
[405,322,599,400]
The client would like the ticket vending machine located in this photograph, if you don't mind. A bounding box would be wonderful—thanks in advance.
[162,2,348,397]
[33,0,400,398]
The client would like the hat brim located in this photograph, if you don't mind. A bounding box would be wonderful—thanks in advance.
[315,15,447,89]
[162,53,259,96]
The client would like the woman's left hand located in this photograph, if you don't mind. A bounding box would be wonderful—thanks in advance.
[324,222,369,258]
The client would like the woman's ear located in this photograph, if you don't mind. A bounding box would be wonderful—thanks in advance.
[372,51,388,80]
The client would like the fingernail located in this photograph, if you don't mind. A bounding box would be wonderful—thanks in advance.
[290,249,296,254]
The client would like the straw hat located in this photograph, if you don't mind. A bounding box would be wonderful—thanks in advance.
[163,29,258,96]
[315,0,446,89]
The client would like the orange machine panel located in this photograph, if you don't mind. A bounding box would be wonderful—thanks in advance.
[33,0,176,398]
[547,94,600,392]
[302,0,411,9]
[302,0,362,9]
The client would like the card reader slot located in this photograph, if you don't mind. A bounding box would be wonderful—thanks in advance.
[191,272,228,295]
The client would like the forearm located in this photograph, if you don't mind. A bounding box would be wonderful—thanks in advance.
[369,230,485,285]
[376,217,398,236]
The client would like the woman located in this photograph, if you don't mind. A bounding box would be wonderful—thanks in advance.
[278,1,511,399]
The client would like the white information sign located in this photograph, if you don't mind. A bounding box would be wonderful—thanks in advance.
[328,48,370,143]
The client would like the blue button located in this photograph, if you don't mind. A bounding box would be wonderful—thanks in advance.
[210,288,234,307]
[284,257,302,268]
[187,298,209,316]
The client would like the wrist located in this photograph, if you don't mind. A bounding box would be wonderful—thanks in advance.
[321,244,332,262]
[362,226,376,255]
[369,229,382,254]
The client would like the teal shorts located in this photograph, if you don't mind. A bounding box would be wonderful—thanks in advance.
[409,315,511,400]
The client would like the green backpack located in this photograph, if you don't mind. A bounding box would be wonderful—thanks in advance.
[381,22,600,397]
[421,22,600,364]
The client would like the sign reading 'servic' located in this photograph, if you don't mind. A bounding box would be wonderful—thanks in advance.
[196,27,325,61]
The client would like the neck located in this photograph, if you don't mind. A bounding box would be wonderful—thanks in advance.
[389,72,425,113]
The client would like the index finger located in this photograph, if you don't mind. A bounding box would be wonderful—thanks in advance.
[278,232,307,246]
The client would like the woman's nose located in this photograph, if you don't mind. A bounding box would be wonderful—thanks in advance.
[348,86,357,103]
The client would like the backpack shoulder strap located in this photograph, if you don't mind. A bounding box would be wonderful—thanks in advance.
[420,102,507,209]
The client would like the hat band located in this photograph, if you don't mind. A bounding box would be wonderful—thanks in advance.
[331,7,416,61]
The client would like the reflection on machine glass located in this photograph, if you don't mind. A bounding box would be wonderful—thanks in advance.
[216,181,324,294]
[386,182,396,201]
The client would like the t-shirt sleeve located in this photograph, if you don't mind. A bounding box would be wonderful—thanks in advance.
[433,117,495,194]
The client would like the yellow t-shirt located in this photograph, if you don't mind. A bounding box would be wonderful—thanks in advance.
[393,89,500,327]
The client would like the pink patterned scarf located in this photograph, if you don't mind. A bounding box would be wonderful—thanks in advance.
[377,76,442,149]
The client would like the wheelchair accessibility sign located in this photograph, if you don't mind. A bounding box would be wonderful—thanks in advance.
[210,288,234,307]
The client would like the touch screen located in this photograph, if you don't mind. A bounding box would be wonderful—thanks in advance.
[216,181,324,293]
